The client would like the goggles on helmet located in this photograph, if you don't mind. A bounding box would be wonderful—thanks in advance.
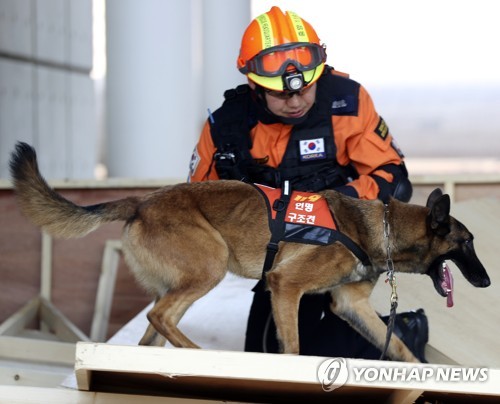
[239,42,326,78]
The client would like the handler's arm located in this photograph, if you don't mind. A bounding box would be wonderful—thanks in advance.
[188,121,220,182]
[335,85,412,202]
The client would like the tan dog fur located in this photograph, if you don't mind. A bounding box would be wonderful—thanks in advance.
[9,142,490,362]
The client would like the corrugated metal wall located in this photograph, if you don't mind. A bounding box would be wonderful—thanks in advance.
[0,0,96,179]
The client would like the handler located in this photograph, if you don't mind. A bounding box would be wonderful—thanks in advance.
[188,6,428,361]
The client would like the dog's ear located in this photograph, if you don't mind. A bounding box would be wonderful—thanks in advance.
[426,188,443,208]
[429,193,451,235]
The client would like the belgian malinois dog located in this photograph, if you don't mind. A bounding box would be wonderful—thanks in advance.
[9,142,490,362]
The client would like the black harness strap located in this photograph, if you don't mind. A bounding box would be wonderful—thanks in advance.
[328,232,371,267]
[261,181,292,278]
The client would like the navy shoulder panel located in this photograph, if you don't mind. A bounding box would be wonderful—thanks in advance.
[317,70,360,116]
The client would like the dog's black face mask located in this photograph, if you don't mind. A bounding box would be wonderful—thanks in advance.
[425,188,491,295]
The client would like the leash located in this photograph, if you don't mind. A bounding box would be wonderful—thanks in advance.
[380,203,399,360]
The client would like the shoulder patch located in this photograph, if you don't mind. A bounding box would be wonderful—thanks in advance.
[331,94,357,115]
[188,146,201,177]
[374,117,389,140]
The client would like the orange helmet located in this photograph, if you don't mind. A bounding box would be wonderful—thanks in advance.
[237,7,326,92]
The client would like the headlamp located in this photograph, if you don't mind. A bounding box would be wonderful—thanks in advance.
[283,72,304,92]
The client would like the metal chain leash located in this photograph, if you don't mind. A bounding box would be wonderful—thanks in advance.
[380,204,399,360]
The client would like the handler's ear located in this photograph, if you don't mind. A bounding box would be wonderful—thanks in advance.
[429,193,451,235]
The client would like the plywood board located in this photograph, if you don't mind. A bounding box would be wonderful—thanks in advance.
[74,342,500,403]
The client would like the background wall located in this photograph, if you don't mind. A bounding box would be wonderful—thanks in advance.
[0,0,96,179]
[0,0,250,180]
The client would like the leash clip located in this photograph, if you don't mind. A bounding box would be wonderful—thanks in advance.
[390,276,398,304]
[385,271,398,303]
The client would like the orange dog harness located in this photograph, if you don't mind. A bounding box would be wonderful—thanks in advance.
[253,182,370,279]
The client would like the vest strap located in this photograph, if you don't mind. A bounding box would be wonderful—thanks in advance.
[261,181,291,278]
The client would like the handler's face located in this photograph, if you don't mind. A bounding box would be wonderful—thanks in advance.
[250,81,317,121]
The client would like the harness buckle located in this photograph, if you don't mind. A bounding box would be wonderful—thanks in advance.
[214,151,236,164]
[266,242,280,253]
[273,199,286,212]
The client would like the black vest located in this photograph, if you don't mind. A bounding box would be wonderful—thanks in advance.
[209,68,361,192]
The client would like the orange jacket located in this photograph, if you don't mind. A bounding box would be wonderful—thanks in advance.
[188,70,405,200]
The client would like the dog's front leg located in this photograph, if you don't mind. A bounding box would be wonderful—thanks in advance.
[330,281,419,363]
[267,271,302,354]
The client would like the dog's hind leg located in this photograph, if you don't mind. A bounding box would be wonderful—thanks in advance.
[145,281,226,348]
[126,212,230,348]
[138,297,167,346]
[330,281,419,363]
[141,238,229,348]
[139,322,167,346]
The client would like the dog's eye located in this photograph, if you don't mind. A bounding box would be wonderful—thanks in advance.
[463,238,473,248]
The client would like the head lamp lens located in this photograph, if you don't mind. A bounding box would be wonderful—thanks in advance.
[284,72,304,91]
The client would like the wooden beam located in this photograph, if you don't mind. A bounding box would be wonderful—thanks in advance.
[386,388,424,404]
[0,366,72,388]
[38,298,89,343]
[90,240,123,342]
[0,336,75,365]
[40,232,53,301]
[0,385,226,403]
[0,297,40,336]
[0,296,88,343]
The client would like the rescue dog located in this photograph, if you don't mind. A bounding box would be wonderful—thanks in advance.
[9,142,490,362]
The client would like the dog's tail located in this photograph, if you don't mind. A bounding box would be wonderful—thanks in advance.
[9,142,141,238]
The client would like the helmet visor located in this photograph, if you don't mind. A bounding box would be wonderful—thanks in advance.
[240,42,326,77]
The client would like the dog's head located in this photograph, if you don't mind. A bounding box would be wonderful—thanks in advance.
[425,188,491,296]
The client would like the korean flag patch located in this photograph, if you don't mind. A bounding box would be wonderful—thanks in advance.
[299,138,326,161]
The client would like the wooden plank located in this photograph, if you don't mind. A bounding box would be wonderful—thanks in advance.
[0,336,75,365]
[90,240,122,342]
[40,232,53,301]
[38,297,89,342]
[74,342,500,402]
[0,294,88,342]
[386,388,424,404]
[0,297,40,336]
[424,345,459,366]
[0,364,71,388]
[0,385,226,404]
